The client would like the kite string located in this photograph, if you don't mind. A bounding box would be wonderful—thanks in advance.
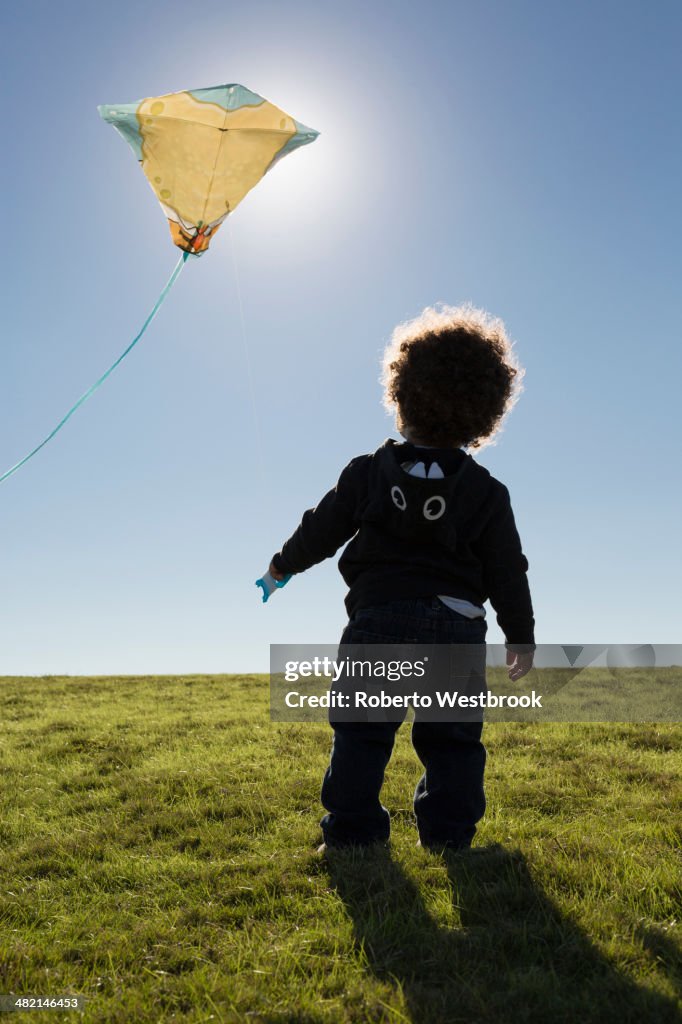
[227,221,267,490]
[0,251,189,486]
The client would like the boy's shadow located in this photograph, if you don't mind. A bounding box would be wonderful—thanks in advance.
[326,844,680,1024]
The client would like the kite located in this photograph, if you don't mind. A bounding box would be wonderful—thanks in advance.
[0,84,318,485]
[99,84,319,255]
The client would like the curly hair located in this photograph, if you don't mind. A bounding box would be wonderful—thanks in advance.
[381,303,524,450]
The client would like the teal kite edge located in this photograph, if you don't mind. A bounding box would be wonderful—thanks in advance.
[189,84,266,110]
[98,102,144,160]
[264,120,319,176]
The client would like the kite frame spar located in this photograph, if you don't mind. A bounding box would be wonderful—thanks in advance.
[0,253,189,486]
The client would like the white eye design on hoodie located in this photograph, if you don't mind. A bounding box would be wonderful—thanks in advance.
[423,495,446,520]
[391,485,407,510]
[391,486,447,521]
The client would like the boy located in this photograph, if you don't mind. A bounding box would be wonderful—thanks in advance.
[268,304,535,853]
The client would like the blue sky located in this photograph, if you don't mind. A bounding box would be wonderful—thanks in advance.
[1,0,680,674]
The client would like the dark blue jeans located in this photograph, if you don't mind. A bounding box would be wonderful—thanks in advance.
[321,597,488,849]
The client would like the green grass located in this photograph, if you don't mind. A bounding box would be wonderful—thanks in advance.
[0,675,680,1023]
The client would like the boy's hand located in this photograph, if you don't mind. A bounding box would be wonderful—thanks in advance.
[269,560,287,582]
[506,649,534,682]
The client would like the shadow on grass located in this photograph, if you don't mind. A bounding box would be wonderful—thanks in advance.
[326,844,680,1024]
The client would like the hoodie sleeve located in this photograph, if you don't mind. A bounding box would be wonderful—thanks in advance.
[474,483,535,650]
[271,456,369,576]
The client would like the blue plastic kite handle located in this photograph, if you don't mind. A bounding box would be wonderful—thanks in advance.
[255,572,292,603]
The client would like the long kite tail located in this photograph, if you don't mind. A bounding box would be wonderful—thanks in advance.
[0,251,189,486]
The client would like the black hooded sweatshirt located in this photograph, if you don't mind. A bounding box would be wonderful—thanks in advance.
[271,439,535,649]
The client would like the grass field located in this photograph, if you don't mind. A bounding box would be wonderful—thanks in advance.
[0,675,680,1023]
